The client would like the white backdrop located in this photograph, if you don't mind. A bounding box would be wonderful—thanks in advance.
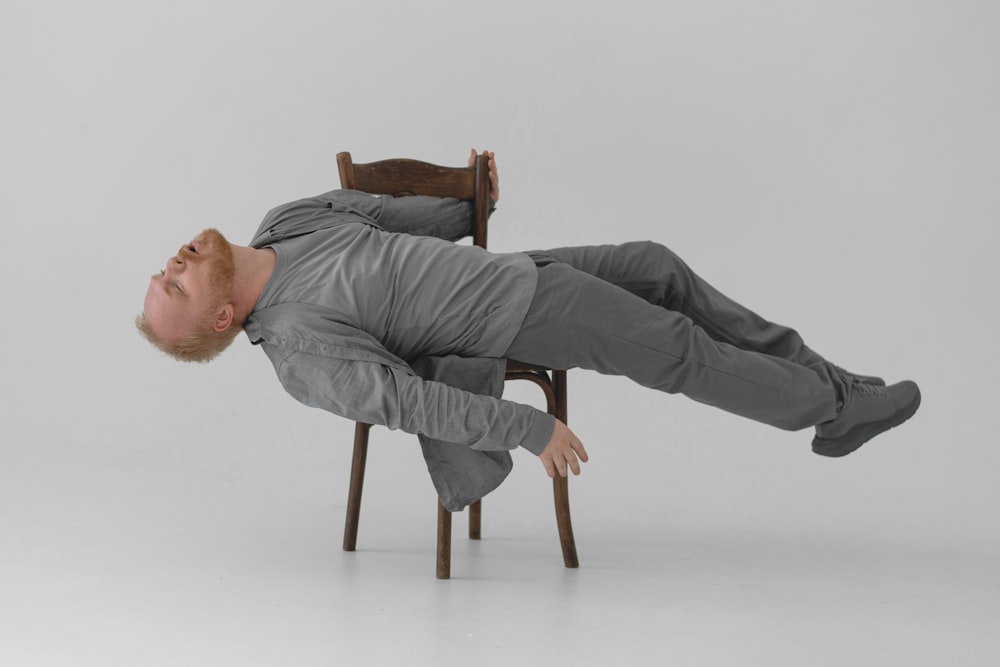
[2,0,999,661]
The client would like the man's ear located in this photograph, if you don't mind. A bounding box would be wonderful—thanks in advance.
[212,304,235,333]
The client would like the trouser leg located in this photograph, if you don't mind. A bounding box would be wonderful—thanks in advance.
[507,243,841,430]
[531,242,832,367]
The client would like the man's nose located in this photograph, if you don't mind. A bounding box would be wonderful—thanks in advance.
[164,254,186,276]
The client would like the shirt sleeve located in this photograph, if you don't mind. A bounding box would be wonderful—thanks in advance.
[297,188,473,241]
[307,189,482,241]
[267,346,554,455]
[371,194,476,241]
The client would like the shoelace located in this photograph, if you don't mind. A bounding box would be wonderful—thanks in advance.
[851,379,888,397]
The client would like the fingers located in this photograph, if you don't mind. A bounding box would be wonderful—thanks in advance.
[555,445,582,477]
[563,435,581,476]
[541,455,556,479]
[570,444,586,474]
[485,151,499,202]
[469,149,500,202]
[487,153,498,200]
[469,149,496,165]
[539,422,588,478]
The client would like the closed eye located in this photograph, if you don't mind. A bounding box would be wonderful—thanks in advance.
[151,270,184,296]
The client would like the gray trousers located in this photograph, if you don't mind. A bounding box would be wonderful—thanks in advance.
[504,242,845,431]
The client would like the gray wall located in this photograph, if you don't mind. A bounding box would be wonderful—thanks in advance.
[3,0,997,564]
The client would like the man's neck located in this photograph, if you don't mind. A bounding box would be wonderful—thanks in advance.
[230,244,276,323]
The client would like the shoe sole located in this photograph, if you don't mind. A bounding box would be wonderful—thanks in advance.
[812,387,922,457]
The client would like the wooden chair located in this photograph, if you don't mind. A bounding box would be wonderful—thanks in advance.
[336,151,578,579]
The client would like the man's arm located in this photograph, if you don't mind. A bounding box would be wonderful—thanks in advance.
[373,195,478,241]
[373,149,499,239]
[267,345,555,454]
[320,150,500,241]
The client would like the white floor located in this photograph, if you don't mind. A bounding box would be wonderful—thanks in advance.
[3,416,998,667]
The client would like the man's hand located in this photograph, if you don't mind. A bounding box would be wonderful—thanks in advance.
[539,419,589,478]
[468,149,499,203]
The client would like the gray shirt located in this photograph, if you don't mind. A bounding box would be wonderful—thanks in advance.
[243,189,555,456]
[256,221,534,361]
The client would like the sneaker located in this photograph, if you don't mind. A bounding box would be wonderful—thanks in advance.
[832,364,885,387]
[812,379,921,457]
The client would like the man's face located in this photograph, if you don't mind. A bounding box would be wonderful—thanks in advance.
[143,228,236,343]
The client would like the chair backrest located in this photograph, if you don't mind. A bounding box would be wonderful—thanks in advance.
[336,152,491,249]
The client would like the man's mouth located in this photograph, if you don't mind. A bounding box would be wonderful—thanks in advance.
[178,242,199,260]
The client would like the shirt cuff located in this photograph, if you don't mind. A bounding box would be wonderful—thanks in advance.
[519,410,555,455]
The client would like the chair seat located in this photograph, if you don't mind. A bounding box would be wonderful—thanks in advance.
[505,359,556,374]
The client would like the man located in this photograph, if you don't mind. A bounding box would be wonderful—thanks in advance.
[137,150,920,484]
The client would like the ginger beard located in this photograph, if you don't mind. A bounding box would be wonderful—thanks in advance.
[193,228,237,325]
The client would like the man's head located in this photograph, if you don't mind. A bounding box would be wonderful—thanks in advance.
[136,228,241,363]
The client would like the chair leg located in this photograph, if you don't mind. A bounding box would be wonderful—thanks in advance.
[437,501,452,579]
[553,475,579,568]
[468,500,482,540]
[551,369,579,568]
[343,422,371,552]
